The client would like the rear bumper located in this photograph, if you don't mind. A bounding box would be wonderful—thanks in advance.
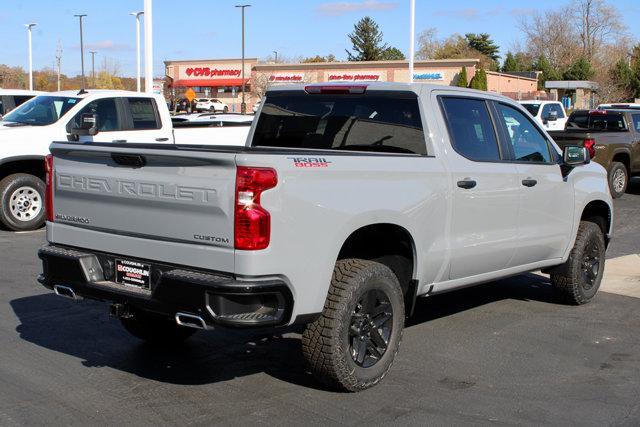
[37,244,293,328]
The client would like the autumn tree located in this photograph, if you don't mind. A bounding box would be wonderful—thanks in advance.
[302,54,337,63]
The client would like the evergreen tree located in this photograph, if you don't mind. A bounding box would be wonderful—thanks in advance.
[380,47,406,60]
[470,69,488,90]
[563,56,594,81]
[465,33,500,62]
[346,17,388,61]
[610,58,634,100]
[533,55,560,90]
[456,66,468,87]
[502,53,518,72]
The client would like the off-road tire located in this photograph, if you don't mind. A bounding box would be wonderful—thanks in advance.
[608,162,628,199]
[550,221,606,305]
[0,173,46,231]
[302,259,405,392]
[120,308,197,345]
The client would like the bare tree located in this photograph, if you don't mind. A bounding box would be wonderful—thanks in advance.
[416,28,439,60]
[518,9,581,71]
[573,0,625,61]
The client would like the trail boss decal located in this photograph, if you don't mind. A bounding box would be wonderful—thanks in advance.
[288,157,332,168]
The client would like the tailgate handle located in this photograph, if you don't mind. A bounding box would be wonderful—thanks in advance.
[111,154,146,168]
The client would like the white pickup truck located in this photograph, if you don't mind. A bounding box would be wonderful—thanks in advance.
[0,90,251,230]
[39,82,613,391]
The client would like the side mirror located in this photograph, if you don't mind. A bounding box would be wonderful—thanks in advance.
[70,113,99,136]
[563,145,590,166]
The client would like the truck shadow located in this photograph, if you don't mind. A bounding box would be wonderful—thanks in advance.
[626,177,640,196]
[10,273,557,389]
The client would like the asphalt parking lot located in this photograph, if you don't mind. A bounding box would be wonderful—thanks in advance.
[1,179,639,426]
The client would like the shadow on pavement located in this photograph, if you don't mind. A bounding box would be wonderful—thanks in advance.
[11,273,559,389]
[626,177,640,196]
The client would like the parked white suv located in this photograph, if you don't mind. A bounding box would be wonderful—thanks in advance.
[520,100,568,131]
[195,98,228,113]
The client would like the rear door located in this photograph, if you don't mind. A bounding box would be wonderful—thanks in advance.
[49,143,238,270]
[71,97,170,144]
[493,101,574,264]
[438,95,521,280]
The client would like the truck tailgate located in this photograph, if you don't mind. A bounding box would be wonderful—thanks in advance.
[48,143,237,270]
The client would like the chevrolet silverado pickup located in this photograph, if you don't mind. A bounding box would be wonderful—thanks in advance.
[549,109,640,198]
[38,82,613,392]
[0,90,250,231]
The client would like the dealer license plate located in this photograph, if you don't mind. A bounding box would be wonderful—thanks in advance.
[115,259,151,289]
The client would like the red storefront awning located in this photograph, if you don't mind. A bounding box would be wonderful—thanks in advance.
[171,78,249,88]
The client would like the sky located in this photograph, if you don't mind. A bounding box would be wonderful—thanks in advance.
[0,0,639,78]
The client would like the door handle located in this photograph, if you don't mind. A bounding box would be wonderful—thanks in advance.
[522,178,538,187]
[155,137,169,142]
[457,179,477,189]
[112,139,127,143]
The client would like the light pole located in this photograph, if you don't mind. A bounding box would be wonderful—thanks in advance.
[25,23,37,91]
[236,4,251,114]
[408,0,415,83]
[273,50,278,63]
[143,0,153,93]
[130,11,144,92]
[55,40,62,91]
[89,51,97,87]
[74,14,87,93]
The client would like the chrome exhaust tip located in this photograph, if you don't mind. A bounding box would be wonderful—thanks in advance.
[53,285,81,301]
[175,312,207,330]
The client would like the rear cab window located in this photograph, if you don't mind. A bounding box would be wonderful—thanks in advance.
[252,91,427,155]
[567,111,628,131]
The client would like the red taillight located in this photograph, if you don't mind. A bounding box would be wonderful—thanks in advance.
[304,85,367,95]
[45,154,54,222]
[583,138,596,158]
[234,166,277,250]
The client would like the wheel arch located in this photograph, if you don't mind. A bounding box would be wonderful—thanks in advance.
[0,156,46,182]
[336,223,418,315]
[611,150,631,172]
[581,199,612,246]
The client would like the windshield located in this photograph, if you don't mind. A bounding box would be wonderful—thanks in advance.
[521,104,541,116]
[2,96,80,126]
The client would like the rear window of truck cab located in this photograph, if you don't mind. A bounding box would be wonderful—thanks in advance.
[252,91,427,155]
[567,111,628,131]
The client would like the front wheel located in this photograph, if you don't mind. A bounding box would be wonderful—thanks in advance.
[302,259,405,392]
[608,162,628,199]
[0,173,46,231]
[223,106,229,113]
[550,221,606,305]
[120,308,197,345]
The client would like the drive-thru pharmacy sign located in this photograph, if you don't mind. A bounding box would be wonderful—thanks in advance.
[328,73,383,82]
